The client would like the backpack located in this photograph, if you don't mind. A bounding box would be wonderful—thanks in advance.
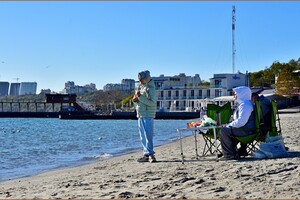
[258,95,272,135]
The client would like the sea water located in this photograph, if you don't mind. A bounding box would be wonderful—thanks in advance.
[0,118,191,182]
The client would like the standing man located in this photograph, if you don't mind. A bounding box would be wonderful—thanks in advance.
[218,86,255,160]
[132,70,157,163]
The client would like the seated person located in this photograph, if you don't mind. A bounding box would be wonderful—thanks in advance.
[218,86,255,160]
[251,92,272,132]
[238,92,273,156]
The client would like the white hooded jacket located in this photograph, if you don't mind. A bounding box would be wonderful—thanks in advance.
[226,86,254,128]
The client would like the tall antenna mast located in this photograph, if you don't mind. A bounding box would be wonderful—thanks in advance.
[232,5,236,74]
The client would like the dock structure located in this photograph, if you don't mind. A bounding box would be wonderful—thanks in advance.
[0,93,203,120]
[0,100,49,112]
[0,94,86,118]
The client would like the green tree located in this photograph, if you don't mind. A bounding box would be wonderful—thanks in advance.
[276,66,300,96]
[200,80,210,86]
[250,70,264,87]
[250,58,300,88]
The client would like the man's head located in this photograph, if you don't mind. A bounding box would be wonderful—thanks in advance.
[251,92,259,103]
[232,86,252,103]
[138,70,151,83]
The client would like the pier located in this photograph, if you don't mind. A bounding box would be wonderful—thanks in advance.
[0,94,86,118]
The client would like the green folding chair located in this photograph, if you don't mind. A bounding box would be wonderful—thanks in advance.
[234,100,264,154]
[201,102,232,155]
[269,100,281,137]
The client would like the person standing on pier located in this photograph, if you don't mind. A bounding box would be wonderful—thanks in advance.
[132,70,157,163]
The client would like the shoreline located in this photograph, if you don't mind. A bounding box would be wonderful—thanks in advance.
[0,134,182,183]
[1,112,300,199]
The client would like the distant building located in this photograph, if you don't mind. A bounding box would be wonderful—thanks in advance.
[154,72,250,112]
[63,81,97,95]
[0,82,9,96]
[9,83,21,96]
[153,73,202,90]
[40,89,51,94]
[153,73,203,111]
[121,79,135,92]
[209,72,250,98]
[103,79,135,93]
[103,83,120,91]
[19,82,37,95]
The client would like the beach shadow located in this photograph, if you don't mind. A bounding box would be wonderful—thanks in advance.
[237,151,300,162]
[165,151,300,163]
[286,151,300,158]
[155,160,183,163]
[159,156,220,163]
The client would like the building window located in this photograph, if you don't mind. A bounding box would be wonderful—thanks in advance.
[207,90,210,97]
[215,89,222,97]
[170,77,180,81]
[168,91,171,97]
[215,80,222,87]
[160,91,164,97]
[183,90,187,97]
[191,90,194,97]
[176,90,179,97]
[199,90,202,97]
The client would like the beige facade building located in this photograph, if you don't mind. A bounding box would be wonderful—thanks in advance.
[153,72,249,112]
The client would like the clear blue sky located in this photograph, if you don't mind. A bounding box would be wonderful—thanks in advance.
[0,1,299,93]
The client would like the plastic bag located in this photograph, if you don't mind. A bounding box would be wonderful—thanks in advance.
[199,116,217,127]
[254,133,288,159]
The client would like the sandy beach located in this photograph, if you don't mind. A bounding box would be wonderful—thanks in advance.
[1,112,300,199]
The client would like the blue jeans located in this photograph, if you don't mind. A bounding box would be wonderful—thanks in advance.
[138,118,155,155]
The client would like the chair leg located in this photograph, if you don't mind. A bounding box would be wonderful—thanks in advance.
[202,135,222,156]
[245,141,259,156]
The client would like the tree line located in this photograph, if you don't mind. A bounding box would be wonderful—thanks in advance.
[250,58,300,95]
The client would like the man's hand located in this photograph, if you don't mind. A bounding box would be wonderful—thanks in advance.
[132,95,139,102]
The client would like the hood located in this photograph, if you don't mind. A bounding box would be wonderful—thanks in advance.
[233,86,251,104]
[138,70,151,83]
[146,78,155,87]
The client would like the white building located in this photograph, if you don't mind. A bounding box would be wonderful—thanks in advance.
[19,82,37,95]
[209,72,250,98]
[121,79,135,92]
[63,81,97,95]
[154,72,249,112]
[153,73,201,90]
[153,73,203,111]
[103,79,135,93]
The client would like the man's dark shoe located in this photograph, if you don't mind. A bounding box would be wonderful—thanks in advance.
[217,153,224,158]
[238,148,249,157]
[218,154,240,161]
[137,154,149,162]
[149,155,157,163]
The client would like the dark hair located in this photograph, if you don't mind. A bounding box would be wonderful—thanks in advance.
[252,92,259,98]
[251,92,259,102]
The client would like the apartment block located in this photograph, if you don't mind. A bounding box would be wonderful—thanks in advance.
[19,82,37,95]
[9,83,21,96]
[0,82,9,96]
